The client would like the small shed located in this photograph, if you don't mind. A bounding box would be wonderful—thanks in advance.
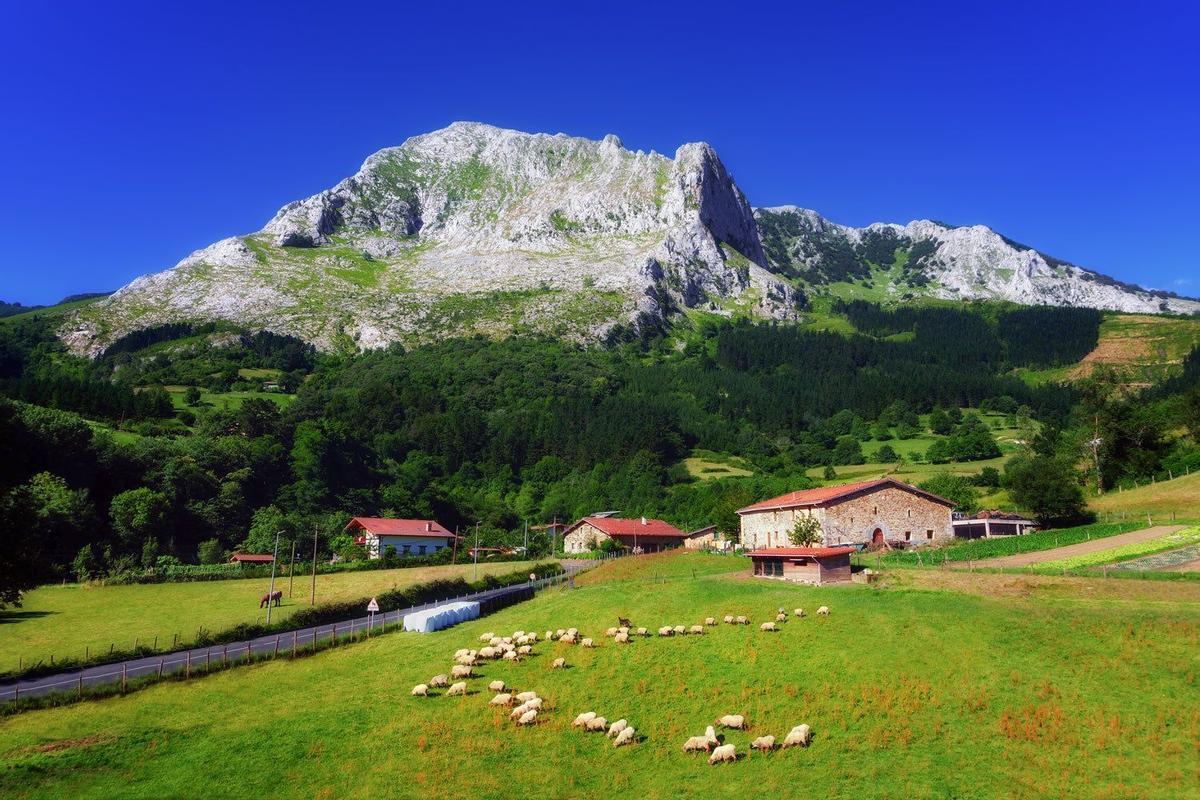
[747,546,856,585]
[229,553,275,566]
[683,525,721,550]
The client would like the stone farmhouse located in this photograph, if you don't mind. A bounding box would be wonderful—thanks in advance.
[562,516,687,554]
[737,478,954,549]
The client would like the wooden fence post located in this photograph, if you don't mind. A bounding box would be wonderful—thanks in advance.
[292,631,298,658]
[274,636,280,658]
[186,651,191,678]
[78,671,83,698]
[121,663,127,694]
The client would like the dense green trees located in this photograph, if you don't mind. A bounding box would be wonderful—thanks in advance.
[1003,454,1087,525]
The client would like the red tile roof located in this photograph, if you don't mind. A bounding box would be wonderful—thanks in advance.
[569,517,687,540]
[747,547,857,558]
[736,478,954,513]
[345,517,454,539]
[230,553,275,563]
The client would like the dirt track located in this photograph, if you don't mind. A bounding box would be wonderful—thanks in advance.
[981,525,1185,568]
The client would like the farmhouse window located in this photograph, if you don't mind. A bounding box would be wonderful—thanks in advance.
[926,530,934,539]
[873,506,877,515]
[419,545,427,555]
[402,544,411,554]
[905,531,911,541]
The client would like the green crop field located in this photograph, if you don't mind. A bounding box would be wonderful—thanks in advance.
[1037,526,1200,571]
[1,551,1196,799]
[0,561,545,670]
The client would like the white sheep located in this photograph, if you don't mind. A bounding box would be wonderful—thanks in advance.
[735,615,749,625]
[689,624,705,635]
[478,647,496,660]
[478,632,495,643]
[515,691,538,703]
[613,727,635,747]
[455,653,477,666]
[560,632,578,645]
[794,608,805,618]
[454,648,471,658]
[566,627,579,637]
[673,625,686,635]
[682,736,712,752]
[446,681,467,696]
[782,724,812,748]
[607,719,629,738]
[517,709,538,726]
[704,617,716,626]
[429,674,449,688]
[572,711,597,727]
[605,627,619,637]
[760,622,777,632]
[586,716,608,732]
[546,630,555,641]
[817,606,830,616]
[502,650,520,662]
[526,633,538,643]
[614,631,630,644]
[451,665,473,679]
[705,725,717,744]
[552,657,567,669]
[580,637,595,648]
[489,693,513,707]
[658,626,674,637]
[513,630,526,639]
[517,645,532,655]
[750,735,775,751]
[636,627,649,636]
[775,612,787,623]
[411,684,428,697]
[523,697,543,711]
[717,714,746,730]
[555,629,566,638]
[617,626,629,636]
[488,637,502,647]
[723,615,734,624]
[708,744,736,764]
[488,679,507,692]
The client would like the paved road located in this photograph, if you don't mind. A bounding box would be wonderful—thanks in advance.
[983,525,1186,568]
[0,561,596,703]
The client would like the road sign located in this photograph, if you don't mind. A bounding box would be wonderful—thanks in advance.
[366,598,379,612]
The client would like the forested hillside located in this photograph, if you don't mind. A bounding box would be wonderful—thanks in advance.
[1,301,1197,604]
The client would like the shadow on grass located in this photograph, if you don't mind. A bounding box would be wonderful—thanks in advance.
[0,610,56,626]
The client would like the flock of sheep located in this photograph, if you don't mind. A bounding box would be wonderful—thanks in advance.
[409,604,831,763]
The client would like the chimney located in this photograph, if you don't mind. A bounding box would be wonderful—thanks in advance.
[641,516,647,525]
[425,521,431,532]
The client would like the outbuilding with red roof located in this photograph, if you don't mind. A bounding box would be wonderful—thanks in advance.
[747,546,856,584]
[345,517,457,559]
[562,516,688,554]
[736,478,954,550]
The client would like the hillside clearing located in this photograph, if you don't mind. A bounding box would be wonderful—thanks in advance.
[0,552,1195,799]
[1088,470,1200,518]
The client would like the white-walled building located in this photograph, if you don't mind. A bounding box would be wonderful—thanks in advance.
[345,517,457,558]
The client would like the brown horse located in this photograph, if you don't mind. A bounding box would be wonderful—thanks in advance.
[259,590,282,608]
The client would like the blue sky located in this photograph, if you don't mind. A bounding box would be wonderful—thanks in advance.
[1,0,1197,305]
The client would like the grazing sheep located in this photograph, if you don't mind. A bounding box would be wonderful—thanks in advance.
[636,627,649,636]
[566,628,579,637]
[705,726,718,745]
[411,684,428,697]
[689,624,705,635]
[607,719,629,738]
[429,674,449,688]
[488,680,507,692]
[658,626,674,637]
[760,622,777,632]
[517,645,532,655]
[523,697,543,711]
[546,630,555,641]
[446,681,467,696]
[502,650,520,662]
[704,617,716,626]
[501,636,513,645]
[513,630,526,639]
[750,735,776,751]
[451,665,473,679]
[526,633,538,643]
[782,724,812,748]
[673,625,686,635]
[723,615,734,624]
[614,631,630,644]
[605,627,619,637]
[580,638,595,648]
[455,654,477,666]
[794,608,805,618]
[479,632,495,642]
[682,736,712,752]
[552,657,567,669]
[517,709,538,726]
[617,626,629,636]
[735,615,749,625]
[560,633,578,645]
[708,744,737,764]
[454,648,471,658]
[817,606,830,616]
[515,691,538,703]
[572,712,597,727]
[510,704,530,719]
[613,727,635,747]
[555,629,566,639]
[488,637,502,647]
[775,612,787,623]
[489,693,513,707]
[586,716,608,732]
[717,714,746,730]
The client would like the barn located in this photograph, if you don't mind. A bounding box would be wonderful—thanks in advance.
[562,516,687,554]
[345,517,457,559]
[737,478,954,549]
[748,546,855,584]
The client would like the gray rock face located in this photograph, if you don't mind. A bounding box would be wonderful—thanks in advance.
[63,124,1196,356]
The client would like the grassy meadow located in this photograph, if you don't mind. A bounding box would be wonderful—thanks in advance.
[0,561,544,669]
[1089,471,1200,519]
[1,551,1197,799]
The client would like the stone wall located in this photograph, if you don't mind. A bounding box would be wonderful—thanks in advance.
[563,521,609,553]
[739,507,825,550]
[738,486,952,548]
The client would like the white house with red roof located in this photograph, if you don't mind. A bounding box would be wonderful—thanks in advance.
[562,516,688,554]
[345,517,457,558]
[736,478,954,550]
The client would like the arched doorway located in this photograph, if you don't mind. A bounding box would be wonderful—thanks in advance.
[871,528,884,546]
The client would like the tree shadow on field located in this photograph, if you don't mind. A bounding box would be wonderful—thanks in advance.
[0,610,56,626]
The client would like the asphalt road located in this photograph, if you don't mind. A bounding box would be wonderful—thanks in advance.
[1,561,595,703]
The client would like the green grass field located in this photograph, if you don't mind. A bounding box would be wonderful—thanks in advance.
[862,521,1144,567]
[1037,526,1200,570]
[0,561,545,669]
[1,551,1196,799]
[1089,471,1200,519]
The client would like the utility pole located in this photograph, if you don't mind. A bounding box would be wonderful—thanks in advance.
[309,523,318,606]
[451,526,459,564]
[1087,415,1103,495]
[265,531,281,625]
[287,540,297,598]
[473,522,480,582]
[523,520,528,555]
